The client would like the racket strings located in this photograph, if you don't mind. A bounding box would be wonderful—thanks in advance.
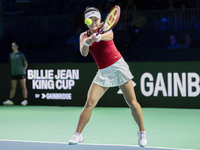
[96,5,120,35]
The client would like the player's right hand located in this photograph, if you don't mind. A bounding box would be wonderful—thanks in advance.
[85,35,96,45]
[84,38,92,45]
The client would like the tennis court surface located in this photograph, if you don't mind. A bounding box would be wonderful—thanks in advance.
[0,106,199,150]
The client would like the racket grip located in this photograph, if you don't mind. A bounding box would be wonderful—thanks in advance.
[96,34,102,42]
[95,33,98,37]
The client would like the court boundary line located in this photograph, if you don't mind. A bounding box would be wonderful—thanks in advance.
[0,139,196,150]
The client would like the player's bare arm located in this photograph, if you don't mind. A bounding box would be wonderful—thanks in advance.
[90,23,113,42]
[80,31,99,57]
[99,29,113,41]
[24,61,28,70]
[80,32,90,57]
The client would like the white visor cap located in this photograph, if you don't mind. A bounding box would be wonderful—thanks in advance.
[85,11,101,19]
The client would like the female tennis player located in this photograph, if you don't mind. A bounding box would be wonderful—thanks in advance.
[3,41,28,106]
[69,7,147,147]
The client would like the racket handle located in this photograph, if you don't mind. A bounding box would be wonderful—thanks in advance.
[95,32,99,37]
[96,34,102,42]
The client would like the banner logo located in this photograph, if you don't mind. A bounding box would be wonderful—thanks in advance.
[27,69,79,100]
[141,72,200,97]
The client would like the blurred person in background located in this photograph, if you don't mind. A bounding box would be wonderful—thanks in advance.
[3,41,28,106]
[167,33,180,49]
[182,32,196,49]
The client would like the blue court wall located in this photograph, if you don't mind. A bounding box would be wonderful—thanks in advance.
[0,62,200,108]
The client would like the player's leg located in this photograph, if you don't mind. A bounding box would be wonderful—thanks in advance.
[19,78,28,105]
[119,80,147,147]
[9,80,18,99]
[119,80,144,131]
[19,78,28,99]
[69,83,108,145]
[76,83,108,133]
[3,79,18,105]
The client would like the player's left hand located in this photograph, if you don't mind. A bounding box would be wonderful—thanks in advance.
[91,34,99,42]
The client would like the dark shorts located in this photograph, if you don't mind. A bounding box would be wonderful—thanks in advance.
[11,75,26,80]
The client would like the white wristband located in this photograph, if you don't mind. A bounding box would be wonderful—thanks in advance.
[83,39,90,46]
[96,34,102,42]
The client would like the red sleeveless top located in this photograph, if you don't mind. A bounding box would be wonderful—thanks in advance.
[87,31,122,69]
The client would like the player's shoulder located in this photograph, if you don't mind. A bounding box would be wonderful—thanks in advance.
[80,31,87,36]
[17,51,23,54]
[80,31,88,38]
[18,51,26,56]
[9,52,15,57]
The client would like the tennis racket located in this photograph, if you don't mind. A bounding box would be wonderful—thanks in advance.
[96,5,120,36]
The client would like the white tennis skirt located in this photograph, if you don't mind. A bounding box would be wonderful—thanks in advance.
[92,58,134,87]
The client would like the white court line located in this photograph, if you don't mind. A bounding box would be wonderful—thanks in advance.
[0,139,197,150]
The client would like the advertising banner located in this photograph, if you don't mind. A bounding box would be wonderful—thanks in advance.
[1,62,200,108]
[128,62,200,108]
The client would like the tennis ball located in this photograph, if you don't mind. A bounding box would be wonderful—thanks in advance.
[85,18,92,25]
